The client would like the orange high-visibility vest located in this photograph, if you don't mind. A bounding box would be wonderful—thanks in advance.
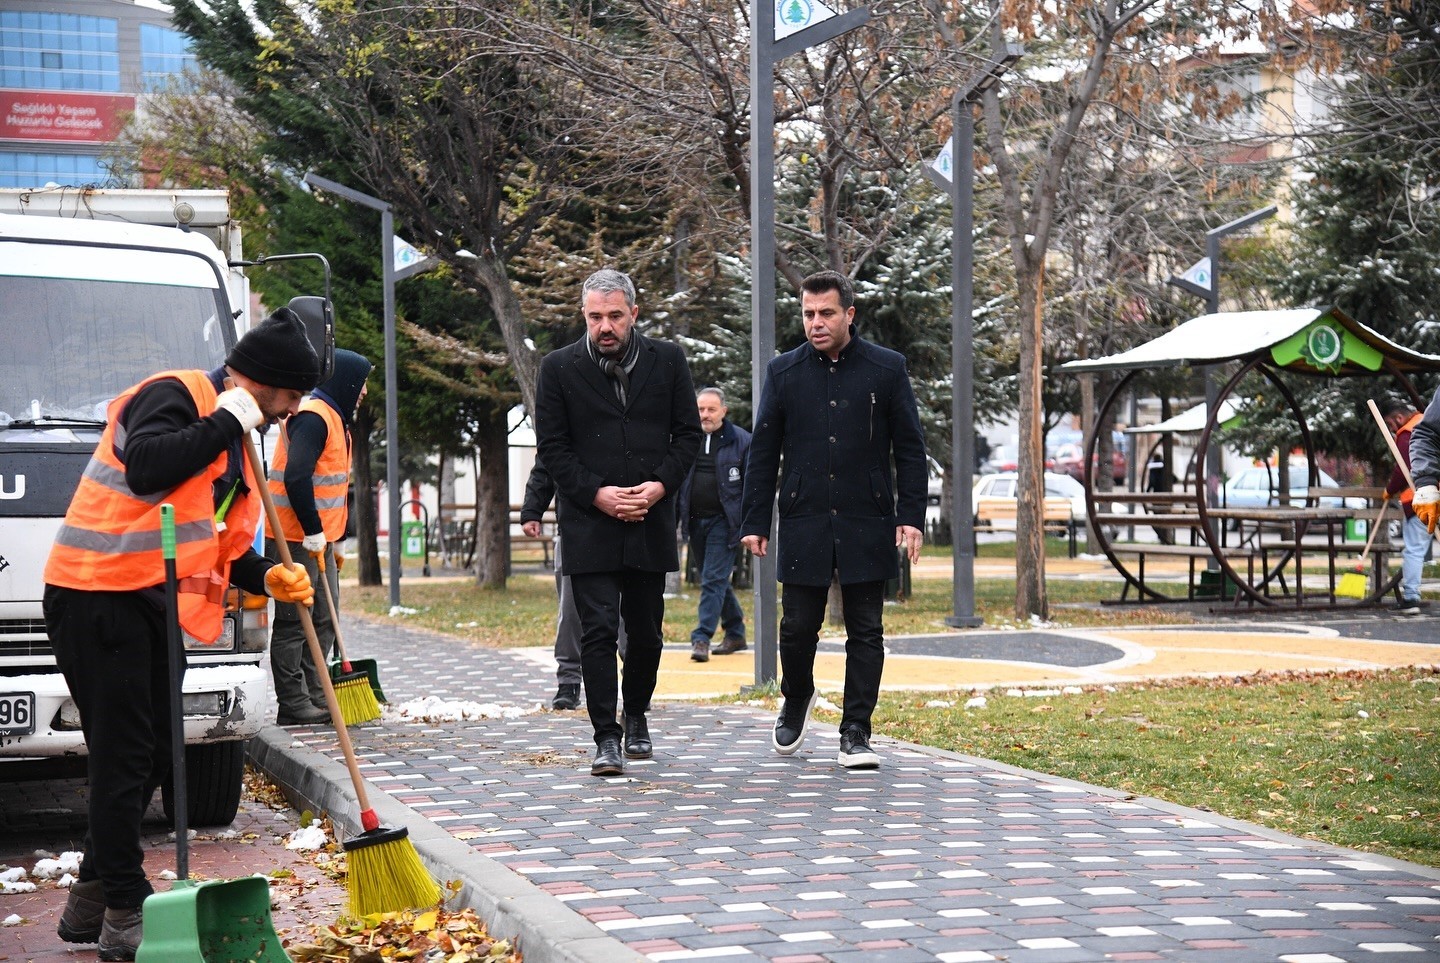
[44,370,260,643]
[264,398,350,542]
[1398,411,1424,505]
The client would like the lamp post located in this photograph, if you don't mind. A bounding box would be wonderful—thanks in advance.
[749,0,869,686]
[924,44,1023,629]
[302,172,403,609]
[1167,203,1277,513]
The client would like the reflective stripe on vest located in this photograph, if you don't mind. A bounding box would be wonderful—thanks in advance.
[43,369,260,643]
[264,397,351,542]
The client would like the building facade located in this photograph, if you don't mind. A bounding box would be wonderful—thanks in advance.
[1,0,194,188]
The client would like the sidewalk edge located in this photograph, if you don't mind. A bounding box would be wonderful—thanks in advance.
[248,726,647,963]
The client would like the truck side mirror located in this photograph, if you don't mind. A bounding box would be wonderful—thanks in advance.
[287,296,334,384]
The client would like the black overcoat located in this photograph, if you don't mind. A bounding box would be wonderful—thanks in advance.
[739,331,927,586]
[535,335,701,575]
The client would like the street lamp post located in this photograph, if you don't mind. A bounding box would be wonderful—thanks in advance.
[749,0,869,686]
[303,172,404,610]
[1167,203,1277,514]
[924,44,1022,629]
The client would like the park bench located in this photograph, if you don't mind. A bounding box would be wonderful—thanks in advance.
[975,495,1076,557]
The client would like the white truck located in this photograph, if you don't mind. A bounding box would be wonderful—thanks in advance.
[0,187,332,825]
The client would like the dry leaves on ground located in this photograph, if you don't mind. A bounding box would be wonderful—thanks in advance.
[287,906,519,962]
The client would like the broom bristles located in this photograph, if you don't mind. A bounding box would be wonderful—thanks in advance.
[334,671,382,725]
[1335,569,1369,599]
[345,826,441,917]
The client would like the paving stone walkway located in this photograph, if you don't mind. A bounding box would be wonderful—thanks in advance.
[272,615,1440,962]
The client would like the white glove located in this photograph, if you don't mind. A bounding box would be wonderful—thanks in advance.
[1413,484,1440,533]
[302,532,327,557]
[215,386,263,432]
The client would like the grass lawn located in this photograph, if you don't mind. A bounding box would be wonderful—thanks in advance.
[344,549,1438,868]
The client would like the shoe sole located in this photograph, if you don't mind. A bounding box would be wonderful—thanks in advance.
[623,747,652,760]
[591,763,624,776]
[691,652,709,662]
[98,947,138,962]
[773,691,818,755]
[57,921,102,943]
[838,749,880,769]
[552,702,580,710]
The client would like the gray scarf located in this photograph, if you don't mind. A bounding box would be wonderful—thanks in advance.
[587,333,640,405]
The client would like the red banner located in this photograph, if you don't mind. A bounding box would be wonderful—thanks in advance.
[1,89,134,143]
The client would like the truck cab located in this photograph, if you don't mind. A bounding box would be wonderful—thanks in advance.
[0,189,325,825]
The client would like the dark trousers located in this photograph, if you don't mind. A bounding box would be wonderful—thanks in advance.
[43,585,175,909]
[778,579,885,737]
[689,515,745,645]
[267,538,336,714]
[570,570,665,745]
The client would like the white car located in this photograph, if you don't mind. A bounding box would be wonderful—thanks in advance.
[971,471,1088,525]
[1220,465,1367,511]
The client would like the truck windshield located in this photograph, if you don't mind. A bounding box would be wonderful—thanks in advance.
[0,272,229,426]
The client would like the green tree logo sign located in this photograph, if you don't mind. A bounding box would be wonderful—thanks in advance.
[779,0,814,28]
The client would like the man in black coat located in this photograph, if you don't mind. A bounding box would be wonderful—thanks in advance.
[740,270,927,770]
[535,268,702,776]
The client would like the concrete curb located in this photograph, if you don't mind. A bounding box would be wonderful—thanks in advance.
[248,726,646,963]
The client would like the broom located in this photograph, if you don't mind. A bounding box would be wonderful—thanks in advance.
[316,549,382,725]
[243,434,441,917]
[1335,496,1385,599]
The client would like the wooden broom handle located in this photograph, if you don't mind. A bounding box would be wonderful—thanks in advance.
[242,433,373,813]
[316,549,352,667]
[1368,399,1416,489]
[1356,494,1386,565]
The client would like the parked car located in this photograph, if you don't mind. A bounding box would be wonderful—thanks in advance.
[1220,465,1367,511]
[1051,442,1126,486]
[972,471,1088,526]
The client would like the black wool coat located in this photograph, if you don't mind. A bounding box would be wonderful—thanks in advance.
[535,335,701,575]
[739,330,927,586]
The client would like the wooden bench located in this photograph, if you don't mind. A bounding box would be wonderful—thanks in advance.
[1107,542,1257,602]
[508,504,557,569]
[975,496,1076,557]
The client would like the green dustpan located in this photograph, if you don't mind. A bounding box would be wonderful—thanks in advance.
[331,657,387,703]
[136,505,289,961]
[136,877,289,961]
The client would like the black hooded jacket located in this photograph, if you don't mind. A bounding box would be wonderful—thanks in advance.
[276,349,372,537]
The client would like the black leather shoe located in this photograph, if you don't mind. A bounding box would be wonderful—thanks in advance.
[552,683,581,710]
[714,636,748,655]
[690,641,710,662]
[773,690,818,755]
[276,705,330,726]
[623,714,653,759]
[838,728,880,770]
[591,737,624,776]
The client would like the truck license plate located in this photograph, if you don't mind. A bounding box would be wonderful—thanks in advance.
[0,692,35,736]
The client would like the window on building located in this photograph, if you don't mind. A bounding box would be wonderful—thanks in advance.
[0,11,118,92]
[0,151,111,189]
[139,24,196,92]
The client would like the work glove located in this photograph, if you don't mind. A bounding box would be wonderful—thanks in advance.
[1413,485,1440,533]
[216,385,264,432]
[301,532,327,557]
[265,562,314,606]
[334,553,345,572]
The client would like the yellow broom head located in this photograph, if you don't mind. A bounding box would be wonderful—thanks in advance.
[334,670,382,725]
[344,825,442,917]
[1334,568,1369,600]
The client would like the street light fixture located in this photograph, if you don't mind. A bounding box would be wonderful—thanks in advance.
[302,172,404,610]
[1166,203,1277,514]
[924,43,1023,629]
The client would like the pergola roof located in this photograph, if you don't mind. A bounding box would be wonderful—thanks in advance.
[1124,399,1241,434]
[1060,307,1440,375]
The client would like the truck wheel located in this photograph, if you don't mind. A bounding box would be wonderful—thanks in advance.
[161,739,246,827]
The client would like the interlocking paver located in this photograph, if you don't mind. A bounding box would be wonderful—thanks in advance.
[253,613,1440,961]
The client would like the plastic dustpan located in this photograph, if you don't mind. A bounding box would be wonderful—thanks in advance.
[332,657,387,703]
[136,877,289,961]
[137,504,290,960]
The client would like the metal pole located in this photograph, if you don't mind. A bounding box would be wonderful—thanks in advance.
[381,209,401,608]
[946,95,981,628]
[749,2,778,687]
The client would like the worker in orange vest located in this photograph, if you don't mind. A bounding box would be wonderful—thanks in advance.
[1383,401,1427,615]
[43,308,319,960]
[264,349,372,724]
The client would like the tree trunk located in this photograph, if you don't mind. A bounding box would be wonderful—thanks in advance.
[351,405,382,587]
[1014,265,1048,621]
[474,409,509,589]
[470,255,539,416]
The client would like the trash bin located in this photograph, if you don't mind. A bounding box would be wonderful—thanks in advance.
[401,519,426,560]
[1196,569,1237,600]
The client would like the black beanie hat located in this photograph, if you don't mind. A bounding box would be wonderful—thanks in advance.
[226,307,321,391]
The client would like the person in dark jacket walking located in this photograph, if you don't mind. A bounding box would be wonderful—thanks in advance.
[739,270,927,770]
[676,387,751,661]
[535,268,702,776]
[520,460,629,710]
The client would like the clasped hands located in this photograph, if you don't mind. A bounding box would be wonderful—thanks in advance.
[595,482,664,522]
